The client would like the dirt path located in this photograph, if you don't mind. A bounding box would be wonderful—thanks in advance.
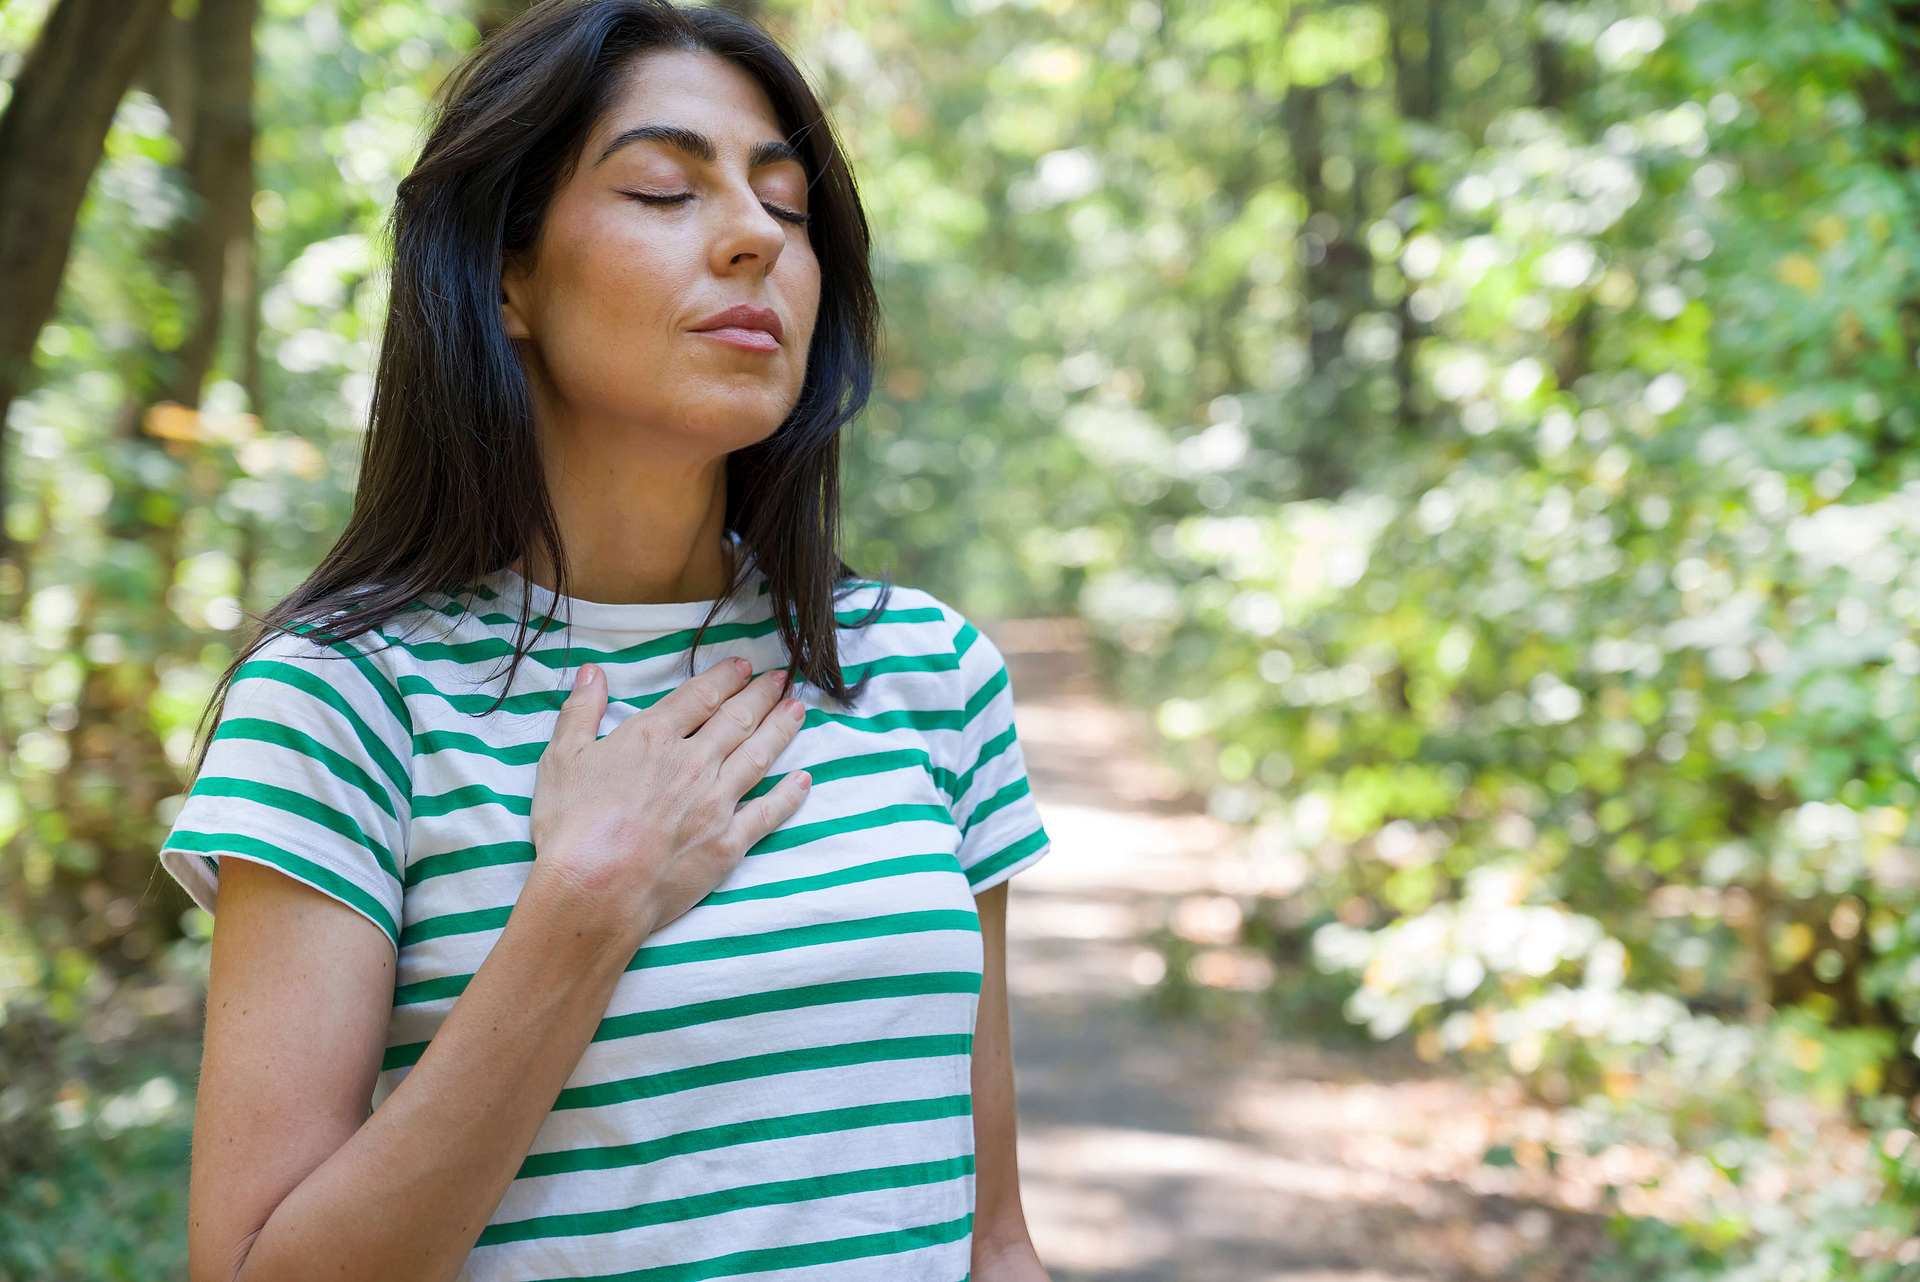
[987,619,1602,1282]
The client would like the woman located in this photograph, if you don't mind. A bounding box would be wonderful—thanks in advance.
[156,3,1054,1279]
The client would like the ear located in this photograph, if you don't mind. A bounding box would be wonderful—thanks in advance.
[499,253,534,341]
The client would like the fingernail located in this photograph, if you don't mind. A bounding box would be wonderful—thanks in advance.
[579,662,600,685]
[798,771,812,789]
[733,656,752,674]
[788,699,806,721]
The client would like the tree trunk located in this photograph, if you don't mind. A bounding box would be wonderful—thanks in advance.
[154,0,260,408]
[1534,7,1591,392]
[0,0,175,553]
[47,0,261,977]
[1286,78,1369,498]
[1389,0,1442,439]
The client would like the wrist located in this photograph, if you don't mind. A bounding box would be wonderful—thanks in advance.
[519,856,656,964]
[971,1236,1049,1282]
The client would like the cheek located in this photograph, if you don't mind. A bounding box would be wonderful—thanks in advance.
[524,212,701,410]
[788,247,824,351]
[536,209,685,340]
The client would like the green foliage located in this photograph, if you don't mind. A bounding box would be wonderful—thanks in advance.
[808,0,1920,1270]
[0,1102,193,1281]
[0,988,200,1281]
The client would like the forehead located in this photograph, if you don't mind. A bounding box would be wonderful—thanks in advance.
[593,49,788,153]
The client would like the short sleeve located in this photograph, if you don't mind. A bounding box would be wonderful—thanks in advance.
[941,612,1051,893]
[157,624,413,952]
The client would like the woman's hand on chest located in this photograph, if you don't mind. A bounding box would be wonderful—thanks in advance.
[525,656,812,949]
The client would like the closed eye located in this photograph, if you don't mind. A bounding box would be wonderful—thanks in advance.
[620,190,810,227]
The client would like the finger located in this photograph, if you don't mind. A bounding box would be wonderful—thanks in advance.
[727,769,810,855]
[548,662,607,752]
[647,656,755,739]
[691,666,791,760]
[716,694,806,798]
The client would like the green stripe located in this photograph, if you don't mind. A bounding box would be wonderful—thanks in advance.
[422,572,776,631]
[403,838,533,887]
[806,704,966,735]
[384,969,979,1069]
[512,1094,971,1180]
[952,619,981,660]
[962,662,1009,729]
[635,908,978,971]
[232,658,411,801]
[283,622,415,772]
[403,798,951,892]
[397,672,563,717]
[551,1034,971,1112]
[188,777,401,884]
[402,674,680,724]
[740,748,928,801]
[384,617,773,669]
[412,748,931,818]
[479,1155,972,1247]
[212,716,401,820]
[412,727,546,767]
[702,851,960,905]
[522,1211,972,1282]
[959,777,1031,834]
[943,725,1015,806]
[412,704,968,771]
[964,827,1050,889]
[164,831,399,948]
[744,802,955,856]
[440,606,568,633]
[393,909,980,1007]
[400,850,962,950]
[398,903,512,948]
[412,781,530,819]
[839,649,960,684]
[397,651,953,718]
[597,970,979,1038]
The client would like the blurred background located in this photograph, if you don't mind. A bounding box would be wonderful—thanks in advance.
[5,0,1920,1276]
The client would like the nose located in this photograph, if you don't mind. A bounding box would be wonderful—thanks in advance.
[710,184,787,277]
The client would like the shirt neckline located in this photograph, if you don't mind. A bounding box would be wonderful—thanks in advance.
[480,531,766,635]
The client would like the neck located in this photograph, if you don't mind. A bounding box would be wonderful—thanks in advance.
[512,402,737,607]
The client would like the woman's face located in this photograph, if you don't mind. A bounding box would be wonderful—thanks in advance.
[500,49,820,457]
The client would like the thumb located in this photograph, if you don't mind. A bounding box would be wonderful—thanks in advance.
[552,662,606,747]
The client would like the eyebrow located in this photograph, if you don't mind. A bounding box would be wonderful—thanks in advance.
[593,123,805,173]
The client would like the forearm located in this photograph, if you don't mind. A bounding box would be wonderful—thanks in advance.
[230,886,639,1282]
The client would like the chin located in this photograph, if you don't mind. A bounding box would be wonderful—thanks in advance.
[667,391,801,450]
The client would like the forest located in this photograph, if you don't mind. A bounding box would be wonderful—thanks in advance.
[5,0,1920,1275]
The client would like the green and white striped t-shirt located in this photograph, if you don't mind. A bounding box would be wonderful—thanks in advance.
[156,540,1051,1282]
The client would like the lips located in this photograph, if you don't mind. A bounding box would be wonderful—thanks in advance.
[689,303,783,345]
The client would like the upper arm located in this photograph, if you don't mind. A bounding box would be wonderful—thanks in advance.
[969,878,1009,1123]
[191,857,395,1282]
[155,626,416,1280]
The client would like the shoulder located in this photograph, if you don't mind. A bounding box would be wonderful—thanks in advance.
[830,577,1010,705]
[227,619,414,741]
[238,617,406,683]
[832,577,997,658]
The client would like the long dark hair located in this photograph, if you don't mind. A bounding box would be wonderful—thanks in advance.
[192,0,888,778]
